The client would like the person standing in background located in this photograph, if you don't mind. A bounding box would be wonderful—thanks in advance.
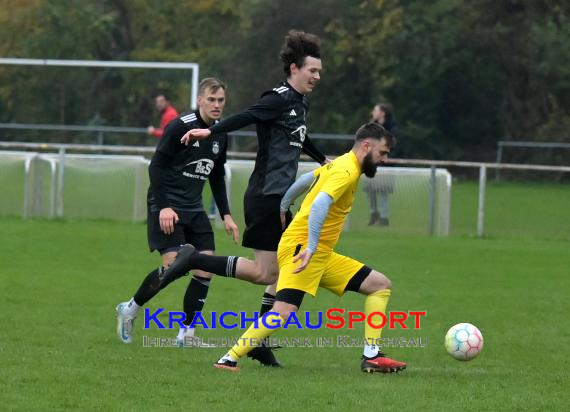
[365,103,398,226]
[147,94,179,139]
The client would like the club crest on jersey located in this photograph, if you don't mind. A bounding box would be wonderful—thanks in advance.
[212,141,220,155]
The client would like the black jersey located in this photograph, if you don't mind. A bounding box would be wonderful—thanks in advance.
[209,81,325,198]
[147,110,229,215]
[249,82,308,197]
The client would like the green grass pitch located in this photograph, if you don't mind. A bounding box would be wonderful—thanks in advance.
[1,215,569,411]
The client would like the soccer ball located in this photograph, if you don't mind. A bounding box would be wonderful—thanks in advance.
[444,323,484,361]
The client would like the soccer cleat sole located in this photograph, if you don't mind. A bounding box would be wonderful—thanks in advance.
[213,363,240,372]
[361,365,406,374]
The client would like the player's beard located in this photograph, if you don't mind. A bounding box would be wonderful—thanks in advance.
[362,152,378,178]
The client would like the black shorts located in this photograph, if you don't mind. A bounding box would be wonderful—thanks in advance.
[242,194,292,252]
[147,209,214,253]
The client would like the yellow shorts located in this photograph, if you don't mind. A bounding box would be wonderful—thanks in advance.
[276,243,365,296]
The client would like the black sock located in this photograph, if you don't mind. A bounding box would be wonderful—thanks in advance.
[192,254,239,278]
[183,275,211,326]
[259,292,276,317]
[133,268,162,306]
[133,267,182,306]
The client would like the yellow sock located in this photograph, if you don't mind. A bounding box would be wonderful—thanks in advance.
[364,289,391,343]
[228,313,282,359]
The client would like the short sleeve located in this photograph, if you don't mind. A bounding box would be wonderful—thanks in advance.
[319,166,354,202]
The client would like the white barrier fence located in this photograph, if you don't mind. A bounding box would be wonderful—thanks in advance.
[0,148,452,235]
[0,151,150,221]
[4,142,567,236]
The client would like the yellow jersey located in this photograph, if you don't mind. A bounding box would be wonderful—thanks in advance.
[281,151,361,252]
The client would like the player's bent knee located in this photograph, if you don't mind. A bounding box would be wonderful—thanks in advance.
[251,277,273,286]
[260,272,278,285]
[272,301,298,319]
[371,271,392,290]
[251,267,278,285]
[193,270,214,280]
[376,276,392,290]
[359,270,392,294]
[243,271,274,285]
[276,309,296,320]
[261,275,277,285]
[161,253,178,269]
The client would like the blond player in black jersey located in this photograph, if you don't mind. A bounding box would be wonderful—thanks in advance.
[115,78,238,346]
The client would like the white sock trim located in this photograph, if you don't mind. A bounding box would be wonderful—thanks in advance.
[177,326,195,339]
[219,353,238,363]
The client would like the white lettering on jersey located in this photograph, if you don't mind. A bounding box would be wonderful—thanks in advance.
[185,158,215,176]
[182,172,207,181]
[291,125,307,142]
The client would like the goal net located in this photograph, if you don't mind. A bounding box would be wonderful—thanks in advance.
[0,151,37,217]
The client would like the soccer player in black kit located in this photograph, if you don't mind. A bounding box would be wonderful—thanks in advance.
[116,78,239,345]
[161,30,327,367]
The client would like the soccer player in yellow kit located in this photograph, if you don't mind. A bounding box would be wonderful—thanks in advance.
[215,122,407,373]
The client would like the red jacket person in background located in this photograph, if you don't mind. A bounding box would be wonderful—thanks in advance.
[148,94,179,138]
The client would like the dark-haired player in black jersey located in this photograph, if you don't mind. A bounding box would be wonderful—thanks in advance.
[162,30,327,367]
[115,78,239,346]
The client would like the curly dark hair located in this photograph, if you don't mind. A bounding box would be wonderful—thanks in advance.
[279,30,321,76]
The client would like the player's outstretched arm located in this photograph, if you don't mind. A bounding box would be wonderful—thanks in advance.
[181,92,287,145]
[302,135,327,165]
[180,111,254,145]
[294,192,333,273]
[180,128,211,144]
[280,171,315,229]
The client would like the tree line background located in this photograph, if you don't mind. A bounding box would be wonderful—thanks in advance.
[0,0,568,163]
